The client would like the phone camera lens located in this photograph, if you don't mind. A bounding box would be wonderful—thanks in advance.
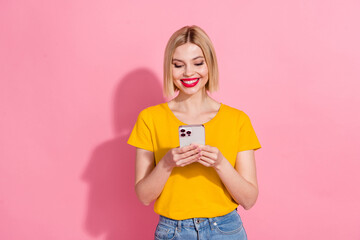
[180,129,186,132]
[186,131,191,136]
[181,133,186,137]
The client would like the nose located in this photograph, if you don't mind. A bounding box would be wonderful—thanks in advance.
[183,65,195,77]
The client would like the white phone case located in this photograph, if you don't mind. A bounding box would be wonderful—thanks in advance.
[179,124,205,148]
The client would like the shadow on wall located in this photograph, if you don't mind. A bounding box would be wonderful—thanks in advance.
[82,68,164,240]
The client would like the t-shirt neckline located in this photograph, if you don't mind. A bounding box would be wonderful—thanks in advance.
[164,102,224,126]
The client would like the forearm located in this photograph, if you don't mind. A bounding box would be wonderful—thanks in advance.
[135,159,173,206]
[215,160,258,210]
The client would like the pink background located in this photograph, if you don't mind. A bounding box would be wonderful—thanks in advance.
[1,0,360,239]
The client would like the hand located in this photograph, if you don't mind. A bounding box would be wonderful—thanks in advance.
[197,145,226,169]
[162,144,201,169]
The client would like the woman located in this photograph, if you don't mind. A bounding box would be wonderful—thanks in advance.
[128,25,261,240]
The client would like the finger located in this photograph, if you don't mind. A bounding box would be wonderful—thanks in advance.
[176,153,200,167]
[177,153,199,165]
[190,143,201,148]
[196,144,205,150]
[199,145,215,153]
[199,155,215,165]
[197,159,212,167]
[178,157,200,167]
[177,144,197,154]
[178,147,200,160]
[199,150,216,160]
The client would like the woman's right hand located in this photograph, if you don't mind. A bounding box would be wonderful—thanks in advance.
[162,144,200,169]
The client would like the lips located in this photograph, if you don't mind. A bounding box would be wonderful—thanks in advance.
[180,78,200,88]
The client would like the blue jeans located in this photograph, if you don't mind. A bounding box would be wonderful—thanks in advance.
[154,209,247,240]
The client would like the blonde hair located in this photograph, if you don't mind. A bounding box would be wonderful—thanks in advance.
[163,25,219,98]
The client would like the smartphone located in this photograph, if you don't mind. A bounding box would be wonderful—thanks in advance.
[179,124,205,148]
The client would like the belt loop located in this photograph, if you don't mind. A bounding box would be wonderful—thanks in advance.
[177,219,181,232]
[208,217,214,230]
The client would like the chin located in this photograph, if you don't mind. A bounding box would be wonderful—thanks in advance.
[181,87,205,96]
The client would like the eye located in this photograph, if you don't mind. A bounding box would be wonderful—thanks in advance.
[173,64,183,68]
[195,62,204,66]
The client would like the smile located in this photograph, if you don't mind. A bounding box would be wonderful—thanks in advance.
[180,78,200,88]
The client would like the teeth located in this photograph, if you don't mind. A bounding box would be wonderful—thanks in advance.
[182,79,199,84]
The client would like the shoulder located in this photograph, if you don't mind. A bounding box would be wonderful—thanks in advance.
[137,103,168,120]
[220,104,249,120]
[139,103,167,114]
[219,104,257,133]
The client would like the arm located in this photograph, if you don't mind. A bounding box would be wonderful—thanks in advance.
[216,150,258,210]
[135,148,171,206]
[198,147,259,210]
[135,145,200,206]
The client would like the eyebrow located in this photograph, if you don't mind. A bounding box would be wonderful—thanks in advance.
[172,56,204,62]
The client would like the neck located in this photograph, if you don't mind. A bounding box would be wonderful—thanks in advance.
[173,88,212,112]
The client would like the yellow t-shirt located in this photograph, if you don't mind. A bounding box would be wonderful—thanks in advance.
[127,103,261,220]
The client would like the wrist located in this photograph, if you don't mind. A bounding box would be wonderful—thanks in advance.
[159,157,174,172]
[214,157,230,172]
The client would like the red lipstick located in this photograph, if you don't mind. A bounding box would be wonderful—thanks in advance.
[180,78,200,88]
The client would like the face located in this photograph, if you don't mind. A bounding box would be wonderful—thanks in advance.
[172,43,209,96]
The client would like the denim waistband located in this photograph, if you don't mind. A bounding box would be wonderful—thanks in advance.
[158,209,238,230]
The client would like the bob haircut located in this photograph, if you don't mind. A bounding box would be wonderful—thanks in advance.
[163,25,219,98]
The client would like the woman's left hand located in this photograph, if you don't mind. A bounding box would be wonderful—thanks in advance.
[197,145,226,169]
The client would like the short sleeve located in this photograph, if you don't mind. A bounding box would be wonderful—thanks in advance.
[238,113,261,152]
[127,109,154,152]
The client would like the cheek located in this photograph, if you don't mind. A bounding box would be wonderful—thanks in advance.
[172,68,182,80]
[199,65,209,77]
